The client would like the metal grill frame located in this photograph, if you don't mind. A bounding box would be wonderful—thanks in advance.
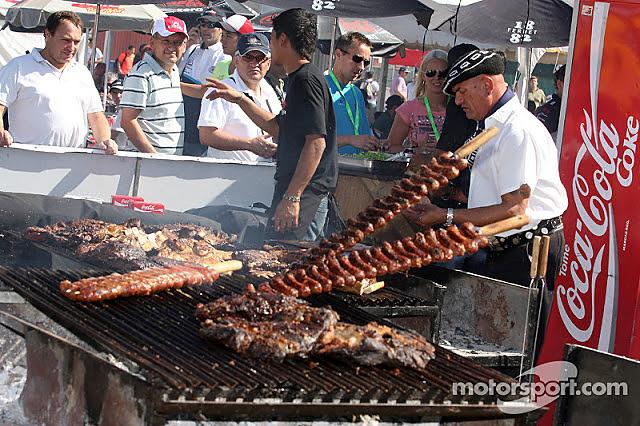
[0,267,546,422]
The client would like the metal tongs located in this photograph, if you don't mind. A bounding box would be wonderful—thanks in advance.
[519,234,551,382]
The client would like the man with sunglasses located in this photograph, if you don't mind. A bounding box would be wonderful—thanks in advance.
[120,17,188,155]
[178,10,227,156]
[199,33,280,162]
[326,32,378,155]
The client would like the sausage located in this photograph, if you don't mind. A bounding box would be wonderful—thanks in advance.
[408,174,441,192]
[371,246,402,274]
[447,225,480,254]
[306,264,333,292]
[294,269,323,295]
[359,249,389,276]
[337,256,366,281]
[346,219,376,233]
[356,212,387,229]
[460,222,489,248]
[372,198,403,214]
[384,195,412,209]
[436,229,466,257]
[391,241,422,268]
[399,178,429,196]
[348,251,378,279]
[365,206,396,222]
[270,276,299,298]
[418,165,449,187]
[429,157,460,179]
[391,187,422,203]
[345,228,365,242]
[436,152,468,170]
[381,242,413,270]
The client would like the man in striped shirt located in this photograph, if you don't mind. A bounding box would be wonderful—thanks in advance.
[120,17,188,155]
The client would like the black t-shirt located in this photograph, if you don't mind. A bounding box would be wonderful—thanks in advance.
[535,94,562,134]
[275,63,337,194]
[436,98,478,153]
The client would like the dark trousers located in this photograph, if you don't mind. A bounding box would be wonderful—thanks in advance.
[182,95,207,157]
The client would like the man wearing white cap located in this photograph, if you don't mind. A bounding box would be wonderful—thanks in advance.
[120,16,188,155]
[199,33,280,163]
[211,14,255,81]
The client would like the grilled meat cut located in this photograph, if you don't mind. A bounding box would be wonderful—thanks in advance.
[25,219,235,270]
[60,264,220,302]
[195,293,435,369]
[232,246,307,280]
[196,292,338,359]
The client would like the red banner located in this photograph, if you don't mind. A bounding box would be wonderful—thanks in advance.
[538,0,640,421]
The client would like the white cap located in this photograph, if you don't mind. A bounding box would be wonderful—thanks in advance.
[220,14,254,35]
[152,16,188,38]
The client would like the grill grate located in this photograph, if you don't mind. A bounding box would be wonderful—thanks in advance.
[0,267,515,410]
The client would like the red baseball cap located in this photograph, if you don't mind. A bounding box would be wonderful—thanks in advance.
[152,16,188,38]
[220,15,254,35]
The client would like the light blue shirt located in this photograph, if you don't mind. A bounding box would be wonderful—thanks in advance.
[324,72,372,155]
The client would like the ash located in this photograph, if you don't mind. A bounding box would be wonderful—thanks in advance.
[438,326,519,356]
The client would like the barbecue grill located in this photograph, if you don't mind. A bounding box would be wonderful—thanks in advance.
[0,267,545,423]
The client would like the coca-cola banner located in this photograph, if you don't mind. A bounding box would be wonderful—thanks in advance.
[538,0,640,420]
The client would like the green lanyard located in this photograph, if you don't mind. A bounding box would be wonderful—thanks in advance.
[329,71,359,135]
[422,96,440,141]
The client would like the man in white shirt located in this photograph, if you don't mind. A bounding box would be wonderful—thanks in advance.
[405,49,568,289]
[120,17,188,155]
[0,11,116,153]
[179,10,227,156]
[391,66,408,100]
[199,33,280,162]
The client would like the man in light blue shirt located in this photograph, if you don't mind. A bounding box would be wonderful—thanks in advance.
[324,32,379,155]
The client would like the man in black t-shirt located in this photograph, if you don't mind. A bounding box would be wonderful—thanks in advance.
[535,64,565,144]
[206,9,337,241]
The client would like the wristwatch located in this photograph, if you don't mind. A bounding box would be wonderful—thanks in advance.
[444,208,454,227]
[283,194,301,203]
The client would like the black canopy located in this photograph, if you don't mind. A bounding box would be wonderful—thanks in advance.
[428,0,573,48]
[241,0,428,18]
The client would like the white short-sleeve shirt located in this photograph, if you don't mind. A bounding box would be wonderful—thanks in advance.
[120,53,184,155]
[198,70,282,163]
[0,49,103,147]
[178,43,227,84]
[469,97,568,236]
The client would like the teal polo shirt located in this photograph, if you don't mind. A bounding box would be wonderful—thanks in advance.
[324,72,372,155]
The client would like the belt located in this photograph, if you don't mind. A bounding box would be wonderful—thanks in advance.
[487,216,563,252]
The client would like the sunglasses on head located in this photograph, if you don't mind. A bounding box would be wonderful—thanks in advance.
[338,48,371,67]
[423,69,448,78]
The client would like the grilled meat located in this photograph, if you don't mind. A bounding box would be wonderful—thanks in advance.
[196,293,435,369]
[24,219,236,270]
[232,247,307,279]
[196,292,338,359]
[60,264,220,302]
[315,323,435,370]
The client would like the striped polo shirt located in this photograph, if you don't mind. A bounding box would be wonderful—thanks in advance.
[120,53,184,155]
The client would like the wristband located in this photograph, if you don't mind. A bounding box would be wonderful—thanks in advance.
[283,194,301,203]
[444,208,454,227]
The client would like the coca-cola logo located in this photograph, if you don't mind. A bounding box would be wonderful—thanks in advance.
[555,4,638,350]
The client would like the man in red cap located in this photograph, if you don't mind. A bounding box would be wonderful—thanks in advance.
[120,17,188,155]
[211,14,255,81]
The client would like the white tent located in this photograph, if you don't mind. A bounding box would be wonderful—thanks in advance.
[0,23,44,66]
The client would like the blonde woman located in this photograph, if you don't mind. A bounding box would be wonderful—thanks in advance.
[386,50,448,159]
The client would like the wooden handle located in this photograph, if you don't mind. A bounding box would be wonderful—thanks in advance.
[538,236,551,278]
[478,215,530,237]
[210,260,243,274]
[454,127,499,158]
[529,236,542,280]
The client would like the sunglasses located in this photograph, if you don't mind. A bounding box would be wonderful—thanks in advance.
[423,69,448,78]
[241,52,268,64]
[338,48,371,67]
[199,22,218,29]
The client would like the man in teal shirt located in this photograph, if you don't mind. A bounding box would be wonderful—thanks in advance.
[325,32,379,155]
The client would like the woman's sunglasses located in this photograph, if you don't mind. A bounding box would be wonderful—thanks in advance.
[339,48,371,67]
[423,69,448,78]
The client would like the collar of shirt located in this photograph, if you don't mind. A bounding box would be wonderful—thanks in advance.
[480,87,515,128]
[30,48,78,73]
[200,41,222,51]
[143,52,177,76]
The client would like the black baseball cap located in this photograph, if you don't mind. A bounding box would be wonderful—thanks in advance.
[236,32,270,56]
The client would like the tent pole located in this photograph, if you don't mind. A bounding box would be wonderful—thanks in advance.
[102,31,112,108]
[90,4,101,73]
[328,16,338,69]
[378,57,389,111]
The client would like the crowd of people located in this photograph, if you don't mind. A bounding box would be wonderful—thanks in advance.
[0,9,569,288]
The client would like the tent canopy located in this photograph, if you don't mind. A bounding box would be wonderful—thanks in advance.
[242,0,428,18]
[4,0,166,32]
[388,48,426,67]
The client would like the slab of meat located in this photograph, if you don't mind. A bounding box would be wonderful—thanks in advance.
[232,247,307,280]
[60,264,220,302]
[75,241,162,271]
[195,293,435,370]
